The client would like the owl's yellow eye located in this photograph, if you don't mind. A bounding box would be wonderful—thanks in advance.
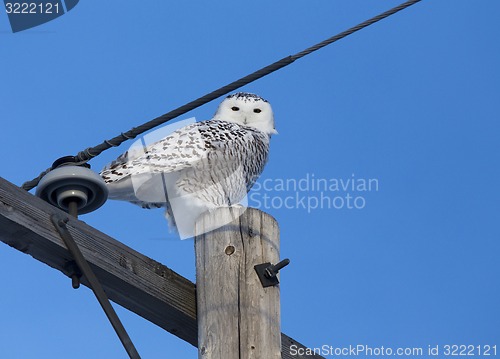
[231,106,240,111]
[253,108,262,113]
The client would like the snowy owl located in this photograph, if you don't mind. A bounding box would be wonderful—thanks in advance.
[100,92,277,238]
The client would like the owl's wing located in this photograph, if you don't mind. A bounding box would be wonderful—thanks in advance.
[100,119,269,186]
[100,122,205,183]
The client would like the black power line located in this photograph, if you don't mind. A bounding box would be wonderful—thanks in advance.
[22,0,422,191]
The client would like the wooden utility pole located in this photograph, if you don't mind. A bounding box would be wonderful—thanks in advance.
[195,208,281,359]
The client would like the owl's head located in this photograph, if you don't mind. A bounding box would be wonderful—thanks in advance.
[214,93,277,135]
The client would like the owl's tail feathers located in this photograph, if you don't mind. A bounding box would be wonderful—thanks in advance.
[105,179,167,208]
[103,172,172,209]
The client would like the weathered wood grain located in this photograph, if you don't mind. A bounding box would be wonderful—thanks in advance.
[195,208,281,359]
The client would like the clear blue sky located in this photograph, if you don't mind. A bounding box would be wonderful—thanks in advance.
[1,1,499,358]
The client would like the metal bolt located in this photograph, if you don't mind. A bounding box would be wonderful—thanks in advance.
[71,274,80,289]
[254,258,291,288]
[64,260,82,290]
[265,259,290,279]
